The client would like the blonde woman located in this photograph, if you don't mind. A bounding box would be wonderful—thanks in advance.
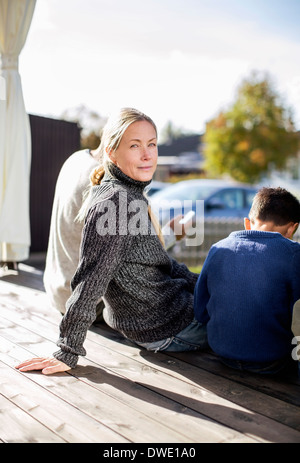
[44,116,184,319]
[16,108,208,375]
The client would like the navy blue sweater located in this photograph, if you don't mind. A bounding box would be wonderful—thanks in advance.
[194,230,300,363]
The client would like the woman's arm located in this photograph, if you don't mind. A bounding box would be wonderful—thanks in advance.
[169,257,199,291]
[54,198,132,368]
[17,194,131,373]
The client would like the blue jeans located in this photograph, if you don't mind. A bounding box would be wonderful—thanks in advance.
[134,319,208,353]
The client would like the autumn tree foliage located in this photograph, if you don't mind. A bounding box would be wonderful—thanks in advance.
[203,73,299,183]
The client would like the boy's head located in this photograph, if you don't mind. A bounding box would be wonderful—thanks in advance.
[247,187,300,239]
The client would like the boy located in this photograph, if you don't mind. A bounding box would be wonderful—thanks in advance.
[194,187,300,375]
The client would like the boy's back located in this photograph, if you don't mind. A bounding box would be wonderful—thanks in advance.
[194,229,300,364]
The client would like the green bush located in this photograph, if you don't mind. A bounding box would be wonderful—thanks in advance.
[189,265,202,274]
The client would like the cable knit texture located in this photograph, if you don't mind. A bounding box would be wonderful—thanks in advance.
[194,230,300,363]
[54,163,197,368]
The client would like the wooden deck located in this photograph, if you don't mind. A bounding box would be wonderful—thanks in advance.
[1,256,300,444]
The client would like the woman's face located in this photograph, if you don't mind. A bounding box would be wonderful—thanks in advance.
[109,120,158,182]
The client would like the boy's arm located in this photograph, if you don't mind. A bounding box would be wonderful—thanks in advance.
[292,249,300,302]
[193,258,211,324]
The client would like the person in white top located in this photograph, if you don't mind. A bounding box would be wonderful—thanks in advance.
[43,148,102,317]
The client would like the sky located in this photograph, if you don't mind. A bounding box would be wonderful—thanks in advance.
[19,0,300,137]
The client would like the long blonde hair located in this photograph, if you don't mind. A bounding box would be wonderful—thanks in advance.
[80,107,165,246]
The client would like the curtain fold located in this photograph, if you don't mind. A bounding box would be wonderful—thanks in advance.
[0,0,36,262]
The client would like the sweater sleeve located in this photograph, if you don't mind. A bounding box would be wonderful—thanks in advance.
[169,257,199,292]
[53,197,131,368]
[291,248,300,302]
[193,247,218,324]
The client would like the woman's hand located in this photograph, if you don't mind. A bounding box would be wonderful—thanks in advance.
[15,357,71,375]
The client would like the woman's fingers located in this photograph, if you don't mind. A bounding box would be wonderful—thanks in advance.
[15,357,71,375]
[16,357,48,371]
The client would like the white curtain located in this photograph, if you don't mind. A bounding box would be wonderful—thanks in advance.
[0,0,36,262]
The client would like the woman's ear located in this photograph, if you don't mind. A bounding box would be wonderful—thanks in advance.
[106,147,117,164]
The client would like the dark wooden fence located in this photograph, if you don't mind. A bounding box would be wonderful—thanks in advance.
[29,114,80,252]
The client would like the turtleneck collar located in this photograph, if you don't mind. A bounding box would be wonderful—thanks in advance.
[104,162,152,192]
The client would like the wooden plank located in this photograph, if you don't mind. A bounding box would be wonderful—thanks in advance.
[1,340,233,444]
[73,361,253,443]
[0,280,52,315]
[0,394,65,443]
[0,361,129,443]
[1,305,299,443]
[1,276,300,443]
[84,330,300,443]
[169,350,300,404]
[87,325,300,431]
[0,322,253,443]
[0,265,45,292]
[0,285,255,443]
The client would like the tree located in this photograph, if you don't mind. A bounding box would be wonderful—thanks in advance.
[160,120,188,144]
[203,72,299,183]
[61,104,107,149]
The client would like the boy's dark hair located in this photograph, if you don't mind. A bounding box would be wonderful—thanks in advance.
[249,187,300,226]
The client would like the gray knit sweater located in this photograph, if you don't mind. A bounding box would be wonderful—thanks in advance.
[54,163,197,368]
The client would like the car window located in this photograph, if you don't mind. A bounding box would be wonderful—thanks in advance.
[194,185,220,201]
[245,190,256,208]
[152,183,217,202]
[210,189,244,209]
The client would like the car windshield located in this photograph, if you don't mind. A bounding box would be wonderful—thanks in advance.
[150,183,219,202]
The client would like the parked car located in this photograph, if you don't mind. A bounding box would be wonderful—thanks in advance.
[145,180,170,196]
[150,179,258,225]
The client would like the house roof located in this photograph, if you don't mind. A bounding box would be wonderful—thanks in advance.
[158,134,202,156]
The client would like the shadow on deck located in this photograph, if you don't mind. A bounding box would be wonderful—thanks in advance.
[0,253,299,444]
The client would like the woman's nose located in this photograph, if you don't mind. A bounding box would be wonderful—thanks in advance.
[142,147,151,159]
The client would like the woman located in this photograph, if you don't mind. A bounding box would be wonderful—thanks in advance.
[16,108,208,375]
